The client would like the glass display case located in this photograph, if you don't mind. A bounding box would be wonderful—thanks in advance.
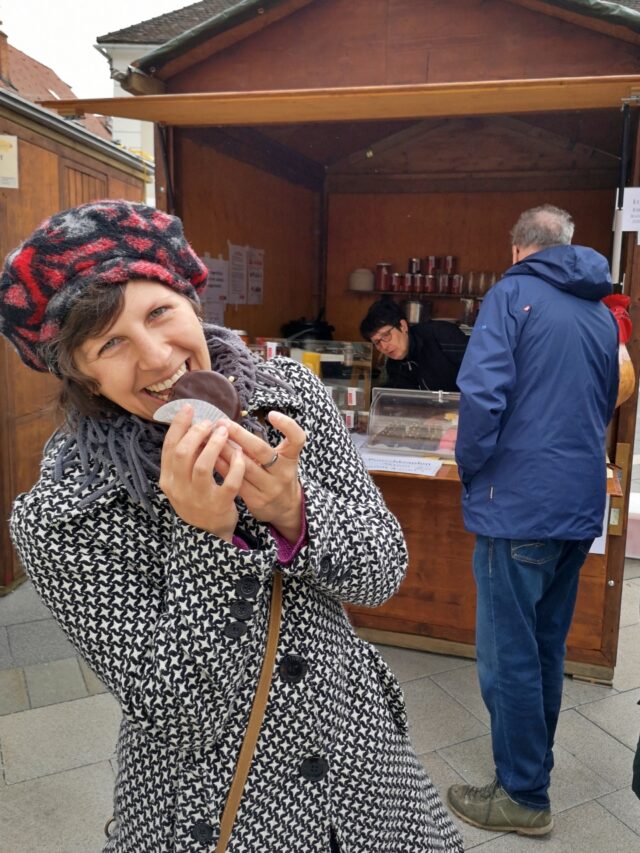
[364,388,460,457]
[254,339,373,432]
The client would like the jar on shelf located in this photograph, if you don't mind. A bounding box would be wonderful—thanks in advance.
[413,273,425,293]
[450,274,464,295]
[444,255,457,274]
[437,273,451,294]
[390,272,403,293]
[422,255,440,275]
[424,274,436,294]
[401,272,413,292]
[408,257,421,274]
[375,262,392,291]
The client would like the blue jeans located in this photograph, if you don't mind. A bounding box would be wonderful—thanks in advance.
[473,536,592,810]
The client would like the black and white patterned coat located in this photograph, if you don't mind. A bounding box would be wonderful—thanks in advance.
[11,357,463,853]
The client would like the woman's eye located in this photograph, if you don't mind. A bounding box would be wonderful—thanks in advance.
[149,306,169,320]
[97,337,120,356]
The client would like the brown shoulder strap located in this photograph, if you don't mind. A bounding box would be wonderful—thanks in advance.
[215,570,283,852]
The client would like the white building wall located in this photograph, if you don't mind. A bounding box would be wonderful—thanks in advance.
[98,44,156,205]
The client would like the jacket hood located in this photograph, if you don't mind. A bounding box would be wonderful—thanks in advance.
[503,245,612,301]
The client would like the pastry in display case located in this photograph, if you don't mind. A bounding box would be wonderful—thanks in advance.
[365,388,460,457]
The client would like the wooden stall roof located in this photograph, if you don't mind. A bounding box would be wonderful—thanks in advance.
[41,75,640,127]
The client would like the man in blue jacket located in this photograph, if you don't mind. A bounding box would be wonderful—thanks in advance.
[447,205,619,837]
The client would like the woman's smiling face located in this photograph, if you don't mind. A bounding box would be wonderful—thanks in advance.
[74,280,211,420]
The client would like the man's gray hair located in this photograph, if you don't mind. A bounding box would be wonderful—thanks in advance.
[510,204,575,249]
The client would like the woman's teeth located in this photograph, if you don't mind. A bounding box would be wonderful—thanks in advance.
[146,363,188,398]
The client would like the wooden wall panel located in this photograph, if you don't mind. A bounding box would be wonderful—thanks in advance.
[169,0,640,94]
[348,474,612,668]
[109,174,150,201]
[326,188,613,339]
[0,115,145,592]
[175,133,319,338]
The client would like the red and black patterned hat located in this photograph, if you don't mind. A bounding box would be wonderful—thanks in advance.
[0,199,208,373]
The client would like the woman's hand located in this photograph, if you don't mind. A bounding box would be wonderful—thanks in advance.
[160,405,245,541]
[215,411,306,543]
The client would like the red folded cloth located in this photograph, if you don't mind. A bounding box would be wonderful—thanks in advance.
[602,294,632,344]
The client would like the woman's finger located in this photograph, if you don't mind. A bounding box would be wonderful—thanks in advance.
[265,411,307,459]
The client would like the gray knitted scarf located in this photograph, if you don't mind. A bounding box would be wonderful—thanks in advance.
[47,324,287,517]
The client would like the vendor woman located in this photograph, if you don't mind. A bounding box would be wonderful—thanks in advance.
[360,298,468,391]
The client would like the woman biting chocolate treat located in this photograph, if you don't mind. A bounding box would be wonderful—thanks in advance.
[0,200,462,853]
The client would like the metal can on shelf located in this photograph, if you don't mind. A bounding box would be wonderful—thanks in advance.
[438,273,451,294]
[444,255,457,274]
[413,273,425,293]
[401,272,413,292]
[450,274,464,295]
[423,255,439,274]
[375,262,392,292]
[390,272,403,293]
[408,257,421,274]
[424,274,436,294]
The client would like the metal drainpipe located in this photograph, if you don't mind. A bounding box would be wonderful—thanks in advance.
[611,103,632,292]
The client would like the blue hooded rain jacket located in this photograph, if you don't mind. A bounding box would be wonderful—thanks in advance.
[455,245,619,540]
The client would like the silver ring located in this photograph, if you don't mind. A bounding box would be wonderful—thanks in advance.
[261,451,279,470]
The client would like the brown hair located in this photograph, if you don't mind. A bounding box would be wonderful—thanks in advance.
[41,281,202,420]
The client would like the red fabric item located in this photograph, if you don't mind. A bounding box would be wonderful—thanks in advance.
[602,294,632,344]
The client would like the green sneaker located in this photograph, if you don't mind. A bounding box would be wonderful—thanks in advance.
[447,779,553,836]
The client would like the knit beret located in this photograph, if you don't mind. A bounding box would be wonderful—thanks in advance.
[0,199,208,372]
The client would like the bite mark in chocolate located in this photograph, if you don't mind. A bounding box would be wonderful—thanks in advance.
[169,370,242,422]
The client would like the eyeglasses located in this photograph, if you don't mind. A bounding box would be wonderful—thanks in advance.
[370,326,396,349]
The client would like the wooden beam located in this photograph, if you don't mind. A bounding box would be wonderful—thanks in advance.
[491,115,620,165]
[40,75,640,127]
[327,168,618,194]
[510,0,640,47]
[180,126,324,190]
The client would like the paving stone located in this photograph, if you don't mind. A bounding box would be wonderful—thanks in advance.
[402,676,488,754]
[78,657,108,695]
[561,674,618,708]
[6,619,75,668]
[612,623,640,692]
[0,669,29,716]
[620,579,640,628]
[24,659,88,709]
[555,708,636,789]
[0,628,13,671]
[0,582,50,627]
[431,663,490,725]
[465,800,640,851]
[578,687,640,750]
[624,558,640,580]
[598,786,640,836]
[0,693,120,784]
[0,761,114,853]
[375,643,472,683]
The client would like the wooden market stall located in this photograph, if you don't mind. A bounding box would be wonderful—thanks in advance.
[43,0,640,679]
[0,90,147,593]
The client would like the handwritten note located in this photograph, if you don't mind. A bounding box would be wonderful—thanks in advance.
[359,449,443,477]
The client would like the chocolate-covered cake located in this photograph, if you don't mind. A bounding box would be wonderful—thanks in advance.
[169,370,242,422]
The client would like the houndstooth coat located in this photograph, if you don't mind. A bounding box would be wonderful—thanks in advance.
[11,357,463,853]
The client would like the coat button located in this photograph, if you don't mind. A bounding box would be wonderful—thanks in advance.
[300,755,329,782]
[230,600,253,620]
[224,621,248,639]
[236,577,260,599]
[319,555,331,572]
[191,819,214,844]
[279,653,308,684]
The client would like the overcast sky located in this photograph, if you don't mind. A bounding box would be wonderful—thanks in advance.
[0,1,192,98]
